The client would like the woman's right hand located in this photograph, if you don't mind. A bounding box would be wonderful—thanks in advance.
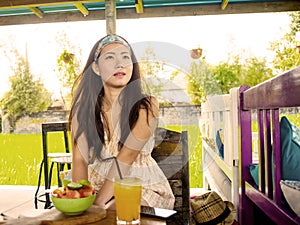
[93,196,106,209]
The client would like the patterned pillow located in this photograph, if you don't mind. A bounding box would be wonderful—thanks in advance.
[280,180,300,216]
[291,122,300,145]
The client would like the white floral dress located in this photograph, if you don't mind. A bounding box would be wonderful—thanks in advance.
[88,124,175,210]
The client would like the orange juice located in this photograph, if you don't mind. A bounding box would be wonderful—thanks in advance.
[114,177,142,224]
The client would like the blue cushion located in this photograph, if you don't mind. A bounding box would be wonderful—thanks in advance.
[216,129,224,159]
[249,164,259,187]
[249,116,300,186]
[249,164,259,188]
[280,116,300,181]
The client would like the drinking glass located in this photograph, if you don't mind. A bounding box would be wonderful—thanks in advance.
[114,177,142,225]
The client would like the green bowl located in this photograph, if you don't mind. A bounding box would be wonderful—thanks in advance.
[51,194,96,215]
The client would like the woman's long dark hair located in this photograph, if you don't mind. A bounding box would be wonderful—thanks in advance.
[69,35,153,162]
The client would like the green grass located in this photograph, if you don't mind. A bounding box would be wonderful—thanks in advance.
[252,114,300,132]
[281,114,300,127]
[0,133,71,186]
[163,124,202,188]
[0,125,203,188]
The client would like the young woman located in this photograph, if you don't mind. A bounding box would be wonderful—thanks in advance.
[69,34,175,210]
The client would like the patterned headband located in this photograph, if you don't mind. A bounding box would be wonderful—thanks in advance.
[94,34,129,62]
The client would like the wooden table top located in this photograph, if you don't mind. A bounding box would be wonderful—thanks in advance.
[0,205,166,225]
[91,210,166,225]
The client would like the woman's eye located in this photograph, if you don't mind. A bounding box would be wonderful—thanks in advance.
[105,55,114,60]
[123,55,131,60]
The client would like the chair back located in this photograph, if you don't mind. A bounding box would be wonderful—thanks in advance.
[153,127,190,224]
[38,121,71,208]
[42,121,70,155]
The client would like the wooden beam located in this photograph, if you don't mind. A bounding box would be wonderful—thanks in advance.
[0,0,102,9]
[129,2,300,18]
[105,0,116,35]
[29,7,43,18]
[0,1,299,26]
[74,2,89,16]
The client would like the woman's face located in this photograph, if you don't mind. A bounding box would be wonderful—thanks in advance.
[93,42,133,88]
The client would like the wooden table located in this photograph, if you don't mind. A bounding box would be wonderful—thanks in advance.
[0,206,167,225]
[91,210,166,225]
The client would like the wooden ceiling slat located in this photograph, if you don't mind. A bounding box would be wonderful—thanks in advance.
[29,7,43,18]
[221,0,229,10]
[135,0,144,14]
[74,3,89,16]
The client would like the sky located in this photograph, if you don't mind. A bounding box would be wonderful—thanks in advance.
[0,12,291,99]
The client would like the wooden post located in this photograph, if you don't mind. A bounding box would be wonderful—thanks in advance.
[105,0,116,35]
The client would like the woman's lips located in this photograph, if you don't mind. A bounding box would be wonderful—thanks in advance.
[113,72,126,77]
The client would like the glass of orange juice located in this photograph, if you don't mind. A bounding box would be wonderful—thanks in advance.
[114,177,142,225]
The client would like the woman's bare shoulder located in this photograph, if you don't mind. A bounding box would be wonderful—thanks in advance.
[138,95,159,119]
[147,96,159,117]
[149,96,159,108]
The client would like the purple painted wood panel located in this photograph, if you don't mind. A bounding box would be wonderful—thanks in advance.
[257,110,265,193]
[245,182,300,225]
[264,110,273,200]
[272,110,281,205]
[239,86,254,225]
[243,66,300,109]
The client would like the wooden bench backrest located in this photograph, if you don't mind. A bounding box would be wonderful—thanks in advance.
[153,127,190,224]
[238,66,300,225]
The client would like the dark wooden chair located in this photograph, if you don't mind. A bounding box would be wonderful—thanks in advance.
[153,127,190,225]
[34,121,72,209]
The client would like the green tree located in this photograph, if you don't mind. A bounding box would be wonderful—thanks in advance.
[139,47,168,102]
[55,31,82,109]
[240,57,274,87]
[270,11,300,73]
[186,59,214,105]
[186,54,274,105]
[211,55,241,94]
[186,56,241,105]
[0,51,51,132]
